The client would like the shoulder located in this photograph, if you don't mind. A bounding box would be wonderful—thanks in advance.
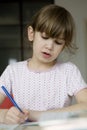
[55,61,80,76]
[56,61,78,70]
[5,60,27,72]
[9,60,26,67]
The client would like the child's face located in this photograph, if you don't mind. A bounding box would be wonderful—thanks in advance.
[28,26,65,64]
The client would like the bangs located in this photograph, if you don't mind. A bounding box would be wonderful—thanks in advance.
[36,18,65,39]
[31,4,74,45]
[33,9,66,38]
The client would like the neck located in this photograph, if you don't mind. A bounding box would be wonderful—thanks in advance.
[27,58,56,71]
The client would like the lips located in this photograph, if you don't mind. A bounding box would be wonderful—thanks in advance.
[42,52,51,58]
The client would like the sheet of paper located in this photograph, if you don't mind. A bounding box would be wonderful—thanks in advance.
[0,124,18,130]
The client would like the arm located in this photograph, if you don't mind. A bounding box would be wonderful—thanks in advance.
[51,88,87,112]
[28,88,87,121]
[0,92,5,105]
[0,93,6,123]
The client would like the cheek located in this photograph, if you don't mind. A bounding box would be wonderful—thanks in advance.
[55,46,63,54]
[33,42,41,53]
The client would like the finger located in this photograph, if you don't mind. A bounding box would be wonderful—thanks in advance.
[6,107,25,124]
[5,112,26,124]
[22,109,29,116]
[10,107,24,118]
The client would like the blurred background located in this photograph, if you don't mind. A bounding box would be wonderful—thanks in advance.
[0,0,87,83]
[0,0,54,75]
[55,0,87,83]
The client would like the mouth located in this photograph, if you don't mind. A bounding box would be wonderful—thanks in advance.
[42,52,51,58]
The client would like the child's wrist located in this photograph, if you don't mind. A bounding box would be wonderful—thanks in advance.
[0,109,8,123]
[29,110,43,122]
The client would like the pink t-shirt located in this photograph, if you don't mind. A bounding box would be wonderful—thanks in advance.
[0,60,87,111]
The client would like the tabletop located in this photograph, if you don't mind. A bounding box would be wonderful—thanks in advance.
[1,111,87,130]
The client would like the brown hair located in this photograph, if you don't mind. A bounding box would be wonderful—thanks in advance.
[29,4,77,53]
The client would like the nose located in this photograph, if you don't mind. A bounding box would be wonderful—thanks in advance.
[45,39,53,50]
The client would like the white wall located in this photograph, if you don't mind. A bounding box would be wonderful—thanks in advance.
[55,0,87,82]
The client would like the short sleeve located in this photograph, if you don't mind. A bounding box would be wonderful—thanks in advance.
[67,63,87,96]
[0,65,12,95]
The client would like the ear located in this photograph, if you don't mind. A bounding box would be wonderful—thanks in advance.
[28,26,34,41]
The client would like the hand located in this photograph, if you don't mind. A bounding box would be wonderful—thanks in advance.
[2,107,29,124]
[28,110,43,122]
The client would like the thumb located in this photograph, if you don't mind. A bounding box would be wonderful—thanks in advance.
[23,109,29,115]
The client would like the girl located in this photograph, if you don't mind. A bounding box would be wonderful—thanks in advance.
[0,4,87,124]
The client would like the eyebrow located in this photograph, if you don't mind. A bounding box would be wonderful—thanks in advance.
[58,37,65,40]
[41,32,65,41]
[56,38,65,42]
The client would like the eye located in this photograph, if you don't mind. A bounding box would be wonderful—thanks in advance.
[41,32,49,40]
[55,40,64,45]
[41,36,49,39]
[55,38,65,45]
